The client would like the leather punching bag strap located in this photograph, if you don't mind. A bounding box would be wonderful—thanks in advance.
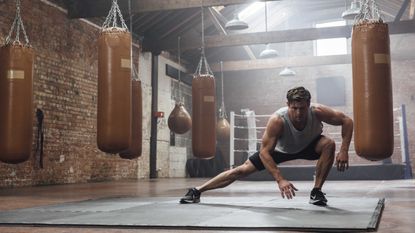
[35,108,44,168]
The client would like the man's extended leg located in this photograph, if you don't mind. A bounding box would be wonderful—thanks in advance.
[310,136,335,205]
[180,160,257,203]
[197,159,257,192]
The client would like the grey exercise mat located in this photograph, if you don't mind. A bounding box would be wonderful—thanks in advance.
[0,196,384,231]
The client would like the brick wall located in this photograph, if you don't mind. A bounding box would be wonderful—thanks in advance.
[0,0,151,187]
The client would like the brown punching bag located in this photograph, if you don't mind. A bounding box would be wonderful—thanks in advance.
[119,79,142,159]
[168,103,192,134]
[216,117,230,142]
[97,28,132,153]
[192,74,216,159]
[352,21,394,161]
[0,43,34,164]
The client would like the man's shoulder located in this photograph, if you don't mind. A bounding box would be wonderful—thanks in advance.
[310,103,326,113]
[310,103,321,109]
[269,114,284,127]
[275,106,288,115]
[311,103,337,120]
[267,115,284,134]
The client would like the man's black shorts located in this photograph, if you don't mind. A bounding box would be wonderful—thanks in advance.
[248,135,323,171]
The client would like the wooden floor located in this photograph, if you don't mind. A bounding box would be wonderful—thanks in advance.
[0,178,414,233]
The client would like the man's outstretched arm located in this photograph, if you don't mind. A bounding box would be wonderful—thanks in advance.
[259,115,298,199]
[314,104,353,171]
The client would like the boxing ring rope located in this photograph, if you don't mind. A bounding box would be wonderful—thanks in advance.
[229,105,412,179]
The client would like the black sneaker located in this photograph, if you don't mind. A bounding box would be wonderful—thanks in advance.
[309,189,327,206]
[180,188,201,204]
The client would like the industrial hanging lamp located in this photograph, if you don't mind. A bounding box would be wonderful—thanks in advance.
[342,0,361,20]
[279,67,296,76]
[279,42,295,76]
[259,2,278,58]
[260,44,279,58]
[225,13,249,30]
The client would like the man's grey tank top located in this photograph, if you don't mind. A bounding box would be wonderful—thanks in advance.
[274,106,323,154]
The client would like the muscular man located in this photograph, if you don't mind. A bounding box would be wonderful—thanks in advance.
[180,86,353,206]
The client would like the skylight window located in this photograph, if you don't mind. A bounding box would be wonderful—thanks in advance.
[315,21,347,56]
[238,2,264,20]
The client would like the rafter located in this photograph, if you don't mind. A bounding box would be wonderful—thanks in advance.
[210,49,415,72]
[394,0,410,22]
[211,55,350,72]
[207,7,256,60]
[65,0,281,18]
[144,20,415,52]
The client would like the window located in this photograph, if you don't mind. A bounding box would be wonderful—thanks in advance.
[316,76,346,106]
[315,21,347,56]
[238,2,264,20]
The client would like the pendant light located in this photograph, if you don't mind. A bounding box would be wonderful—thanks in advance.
[225,13,249,30]
[342,0,361,20]
[279,42,295,76]
[279,67,296,76]
[260,44,279,58]
[259,2,278,59]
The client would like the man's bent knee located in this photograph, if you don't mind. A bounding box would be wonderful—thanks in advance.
[229,160,257,179]
[316,137,336,155]
[323,138,336,153]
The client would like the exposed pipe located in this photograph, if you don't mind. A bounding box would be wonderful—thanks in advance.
[400,104,413,179]
[150,53,159,178]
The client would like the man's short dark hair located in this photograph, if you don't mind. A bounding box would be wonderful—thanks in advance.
[286,86,311,103]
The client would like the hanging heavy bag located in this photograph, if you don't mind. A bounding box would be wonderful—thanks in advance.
[192,7,216,159]
[168,103,192,134]
[0,0,34,164]
[352,2,393,161]
[119,79,142,159]
[97,1,132,153]
[0,43,34,164]
[192,74,216,159]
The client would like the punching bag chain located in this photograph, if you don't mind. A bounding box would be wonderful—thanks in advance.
[219,61,227,119]
[355,0,382,24]
[177,36,184,103]
[201,1,205,57]
[194,5,214,77]
[128,0,139,81]
[102,0,128,31]
[5,0,30,46]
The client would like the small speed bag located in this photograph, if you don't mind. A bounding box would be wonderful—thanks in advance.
[216,117,230,142]
[352,22,394,161]
[0,43,34,164]
[119,79,142,159]
[168,103,192,134]
[97,28,132,153]
[192,74,216,159]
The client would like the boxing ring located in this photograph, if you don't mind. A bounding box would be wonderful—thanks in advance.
[229,105,412,180]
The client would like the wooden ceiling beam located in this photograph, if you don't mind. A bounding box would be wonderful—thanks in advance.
[211,55,351,72]
[65,0,281,18]
[210,49,415,72]
[410,0,415,19]
[158,10,200,40]
[134,0,280,12]
[207,7,257,60]
[394,0,410,22]
[146,20,415,52]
